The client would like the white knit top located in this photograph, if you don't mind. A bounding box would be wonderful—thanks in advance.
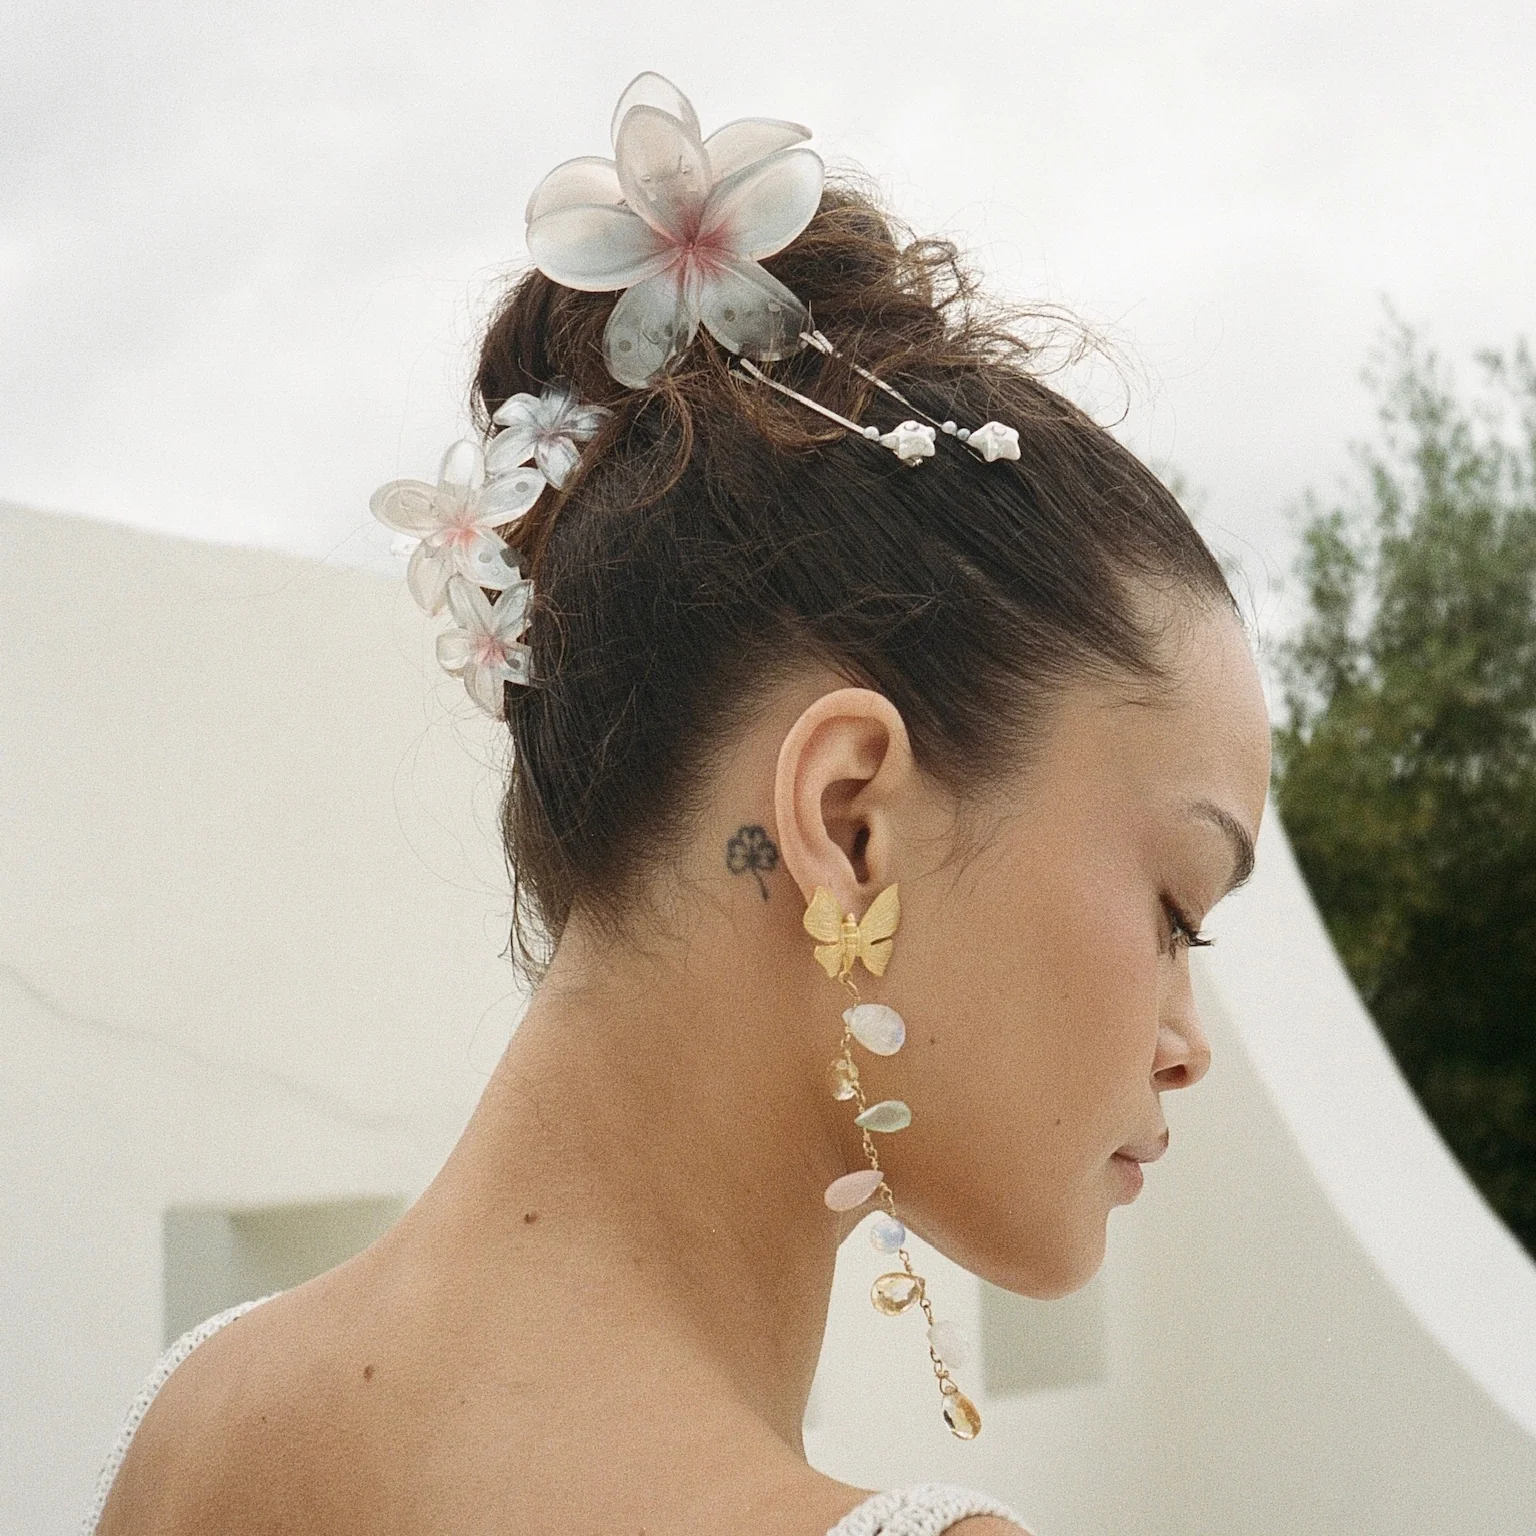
[82,1296,1031,1535]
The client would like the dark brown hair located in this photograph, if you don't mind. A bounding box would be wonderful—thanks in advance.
[473,179,1233,980]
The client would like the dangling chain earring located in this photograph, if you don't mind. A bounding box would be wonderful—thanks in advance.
[803,883,982,1440]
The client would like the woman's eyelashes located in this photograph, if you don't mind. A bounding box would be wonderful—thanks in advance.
[1160,894,1213,952]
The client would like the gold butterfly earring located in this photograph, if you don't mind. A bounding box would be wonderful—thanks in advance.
[803,882,981,1439]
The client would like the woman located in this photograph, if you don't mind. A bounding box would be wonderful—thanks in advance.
[90,75,1269,1536]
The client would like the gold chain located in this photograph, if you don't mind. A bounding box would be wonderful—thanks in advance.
[831,963,965,1413]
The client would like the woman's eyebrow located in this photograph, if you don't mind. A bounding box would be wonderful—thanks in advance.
[1189,799,1255,892]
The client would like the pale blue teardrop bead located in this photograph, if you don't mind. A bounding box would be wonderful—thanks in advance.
[869,1213,906,1253]
[854,1099,912,1132]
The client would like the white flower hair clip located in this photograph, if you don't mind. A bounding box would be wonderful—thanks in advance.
[370,438,542,617]
[488,379,610,488]
[525,71,824,389]
[436,573,535,719]
[369,380,609,716]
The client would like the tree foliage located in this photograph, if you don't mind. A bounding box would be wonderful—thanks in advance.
[1274,311,1536,1256]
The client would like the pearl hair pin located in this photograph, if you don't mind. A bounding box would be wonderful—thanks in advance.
[734,335,1020,470]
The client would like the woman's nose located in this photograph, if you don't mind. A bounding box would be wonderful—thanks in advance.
[1152,1006,1212,1091]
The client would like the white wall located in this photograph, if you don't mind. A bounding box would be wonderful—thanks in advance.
[1,503,521,1530]
[5,504,1534,1533]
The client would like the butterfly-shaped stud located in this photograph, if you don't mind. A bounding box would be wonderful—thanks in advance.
[802,883,901,979]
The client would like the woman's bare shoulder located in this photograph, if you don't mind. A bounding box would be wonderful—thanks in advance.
[94,1287,349,1535]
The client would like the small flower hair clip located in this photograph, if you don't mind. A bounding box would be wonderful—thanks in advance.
[435,573,534,720]
[524,72,825,388]
[369,381,608,717]
[488,379,611,488]
[370,438,543,616]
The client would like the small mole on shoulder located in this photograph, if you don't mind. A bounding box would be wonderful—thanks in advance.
[523,1209,539,1223]
[363,1363,375,1381]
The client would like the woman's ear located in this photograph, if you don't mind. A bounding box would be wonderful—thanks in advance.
[773,687,915,914]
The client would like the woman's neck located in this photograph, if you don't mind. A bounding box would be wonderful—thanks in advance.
[403,914,852,1451]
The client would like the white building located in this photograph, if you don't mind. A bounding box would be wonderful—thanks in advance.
[4,502,1534,1533]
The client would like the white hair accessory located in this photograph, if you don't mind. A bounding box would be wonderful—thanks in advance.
[369,379,609,715]
[524,71,824,389]
[369,438,543,617]
[435,573,535,719]
[488,380,610,487]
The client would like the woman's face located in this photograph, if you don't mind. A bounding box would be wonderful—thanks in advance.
[868,600,1271,1297]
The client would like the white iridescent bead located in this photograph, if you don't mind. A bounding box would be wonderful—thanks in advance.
[869,1213,906,1253]
[843,1003,905,1055]
[927,1319,971,1370]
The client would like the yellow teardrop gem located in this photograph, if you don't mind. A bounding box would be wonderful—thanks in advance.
[870,1271,924,1315]
[942,1389,981,1439]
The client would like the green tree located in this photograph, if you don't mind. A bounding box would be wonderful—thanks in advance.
[1273,311,1536,1257]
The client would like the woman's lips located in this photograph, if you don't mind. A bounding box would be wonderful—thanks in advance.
[1110,1152,1145,1197]
[1110,1130,1168,1201]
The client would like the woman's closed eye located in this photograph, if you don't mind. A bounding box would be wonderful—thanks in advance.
[1161,894,1213,952]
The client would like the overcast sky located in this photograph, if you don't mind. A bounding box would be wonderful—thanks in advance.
[6,0,1535,643]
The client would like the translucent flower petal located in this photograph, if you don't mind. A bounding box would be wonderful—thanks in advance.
[610,71,701,148]
[485,421,539,478]
[701,146,824,261]
[527,204,673,292]
[703,117,811,182]
[698,255,809,361]
[446,574,494,636]
[435,627,474,675]
[464,661,507,718]
[479,462,546,519]
[491,578,536,636]
[406,538,452,615]
[451,530,523,590]
[614,105,709,241]
[503,642,533,687]
[438,438,485,491]
[563,403,611,438]
[369,478,441,536]
[603,268,700,389]
[524,155,623,224]
[535,436,581,488]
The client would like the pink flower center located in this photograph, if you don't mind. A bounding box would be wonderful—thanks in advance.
[669,216,733,280]
[473,635,508,668]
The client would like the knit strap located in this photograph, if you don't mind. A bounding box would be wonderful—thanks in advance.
[826,1482,1031,1536]
[80,1291,283,1535]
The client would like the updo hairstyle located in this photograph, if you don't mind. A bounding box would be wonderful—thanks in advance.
[473,178,1233,980]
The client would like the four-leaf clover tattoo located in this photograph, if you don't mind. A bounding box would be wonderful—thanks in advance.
[726,824,780,899]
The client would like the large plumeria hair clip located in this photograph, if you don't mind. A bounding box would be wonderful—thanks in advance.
[369,380,608,717]
[525,72,1020,464]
